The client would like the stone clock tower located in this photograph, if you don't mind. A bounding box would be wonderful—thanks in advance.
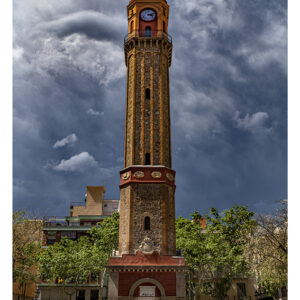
[108,0,187,298]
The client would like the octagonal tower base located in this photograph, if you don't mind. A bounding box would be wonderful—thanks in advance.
[107,251,187,299]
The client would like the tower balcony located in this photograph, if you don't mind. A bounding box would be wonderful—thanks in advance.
[124,30,173,67]
[124,30,172,44]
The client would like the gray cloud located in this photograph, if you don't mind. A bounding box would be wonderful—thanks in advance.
[13,0,287,217]
[233,111,271,134]
[53,133,78,148]
[87,108,104,117]
[52,152,98,172]
[39,11,127,42]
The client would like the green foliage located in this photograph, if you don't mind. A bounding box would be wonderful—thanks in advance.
[39,236,101,284]
[246,200,287,297]
[38,212,120,287]
[13,211,42,300]
[90,211,120,254]
[176,205,255,300]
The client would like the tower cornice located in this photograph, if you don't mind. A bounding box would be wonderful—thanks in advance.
[120,165,176,188]
[124,36,172,68]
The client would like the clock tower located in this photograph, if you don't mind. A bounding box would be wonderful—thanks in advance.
[108,0,187,298]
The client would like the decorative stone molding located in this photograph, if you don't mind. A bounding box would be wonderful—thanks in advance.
[138,236,156,254]
[166,173,174,181]
[134,171,145,178]
[122,172,130,180]
[120,166,176,188]
[151,171,162,178]
[107,265,189,273]
[129,278,166,297]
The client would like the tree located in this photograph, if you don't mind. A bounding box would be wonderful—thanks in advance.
[245,200,287,297]
[89,211,120,287]
[38,212,119,297]
[176,205,255,300]
[13,211,42,300]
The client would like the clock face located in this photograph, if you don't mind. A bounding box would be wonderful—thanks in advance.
[141,9,156,21]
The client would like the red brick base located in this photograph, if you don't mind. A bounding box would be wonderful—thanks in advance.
[119,271,176,296]
[108,251,187,298]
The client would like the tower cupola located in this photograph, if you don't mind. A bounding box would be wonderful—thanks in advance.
[127,0,170,38]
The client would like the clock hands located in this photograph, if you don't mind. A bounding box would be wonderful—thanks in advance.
[141,10,156,20]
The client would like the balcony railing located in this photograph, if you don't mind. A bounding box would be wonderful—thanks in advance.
[43,216,68,227]
[124,30,172,43]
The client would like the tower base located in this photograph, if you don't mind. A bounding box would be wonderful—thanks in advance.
[107,251,187,299]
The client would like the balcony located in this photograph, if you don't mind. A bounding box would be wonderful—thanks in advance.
[124,30,172,43]
[42,216,68,227]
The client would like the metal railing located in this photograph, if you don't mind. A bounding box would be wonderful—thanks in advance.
[124,30,172,43]
[42,216,68,227]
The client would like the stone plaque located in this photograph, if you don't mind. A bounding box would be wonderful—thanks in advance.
[122,172,130,180]
[151,171,162,179]
[134,171,144,178]
[166,173,174,181]
[139,286,155,297]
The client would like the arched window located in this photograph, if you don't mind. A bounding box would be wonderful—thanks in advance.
[145,88,150,100]
[130,20,134,33]
[144,216,150,230]
[145,26,152,37]
[145,153,151,165]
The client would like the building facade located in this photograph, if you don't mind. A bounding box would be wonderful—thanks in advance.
[38,187,119,299]
[107,0,187,299]
[42,186,119,246]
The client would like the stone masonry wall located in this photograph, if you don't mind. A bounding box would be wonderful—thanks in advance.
[119,186,132,254]
[119,183,176,256]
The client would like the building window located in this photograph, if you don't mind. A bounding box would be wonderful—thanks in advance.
[237,283,246,300]
[130,20,134,33]
[91,290,99,300]
[91,273,98,283]
[145,153,151,165]
[144,216,150,230]
[145,26,152,37]
[163,21,166,33]
[76,290,85,300]
[163,7,166,16]
[145,88,150,100]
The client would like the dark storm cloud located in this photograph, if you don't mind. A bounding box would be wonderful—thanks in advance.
[39,11,126,42]
[13,0,287,217]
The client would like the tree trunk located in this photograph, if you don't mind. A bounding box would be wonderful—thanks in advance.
[22,284,27,300]
[195,287,201,300]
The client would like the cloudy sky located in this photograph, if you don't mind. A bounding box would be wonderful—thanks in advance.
[13,0,287,218]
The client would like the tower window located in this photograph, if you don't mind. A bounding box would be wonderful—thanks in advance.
[145,88,150,100]
[145,153,151,165]
[144,216,150,230]
[130,20,134,33]
[145,26,152,37]
[163,21,166,33]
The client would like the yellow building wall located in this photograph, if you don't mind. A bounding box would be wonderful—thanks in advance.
[71,186,105,216]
